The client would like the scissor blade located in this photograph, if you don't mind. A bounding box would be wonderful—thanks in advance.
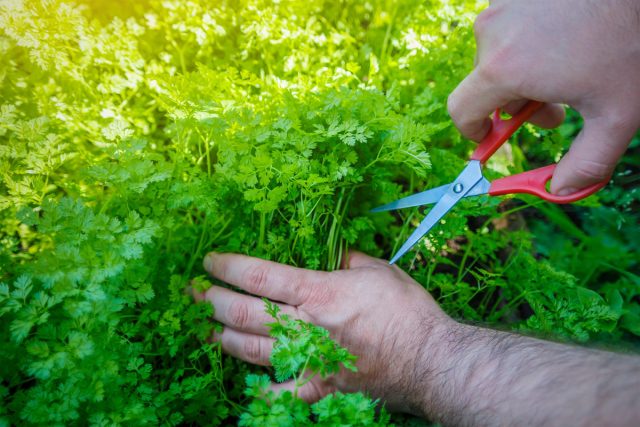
[371,178,492,213]
[388,161,485,264]
[370,184,450,212]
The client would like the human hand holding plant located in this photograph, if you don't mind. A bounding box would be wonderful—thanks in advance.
[448,0,640,195]
[198,251,640,426]
[195,251,451,415]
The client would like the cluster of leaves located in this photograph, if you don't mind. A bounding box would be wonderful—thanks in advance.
[265,300,357,383]
[528,146,640,340]
[0,0,637,425]
[239,300,389,426]
[242,374,388,427]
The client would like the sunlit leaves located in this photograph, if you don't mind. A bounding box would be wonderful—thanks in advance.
[1,0,627,425]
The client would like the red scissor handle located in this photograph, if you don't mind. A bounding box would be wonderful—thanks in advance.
[471,101,608,202]
[471,101,544,163]
[488,164,608,203]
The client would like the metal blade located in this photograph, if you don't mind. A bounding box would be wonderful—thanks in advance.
[371,184,449,212]
[388,161,486,264]
[371,178,491,213]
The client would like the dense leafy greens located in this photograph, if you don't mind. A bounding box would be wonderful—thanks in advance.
[0,0,637,425]
[238,300,389,426]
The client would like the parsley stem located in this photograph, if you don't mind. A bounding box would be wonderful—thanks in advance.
[259,212,266,251]
[293,354,313,399]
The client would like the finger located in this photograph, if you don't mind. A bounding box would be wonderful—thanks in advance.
[448,68,514,141]
[550,116,633,195]
[213,327,275,366]
[270,377,334,403]
[503,101,566,129]
[501,99,528,117]
[340,251,384,270]
[192,287,206,303]
[203,253,329,306]
[201,285,299,335]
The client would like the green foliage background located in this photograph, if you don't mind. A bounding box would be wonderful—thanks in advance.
[0,0,638,425]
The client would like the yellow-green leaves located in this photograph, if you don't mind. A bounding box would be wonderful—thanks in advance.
[3,0,629,425]
[0,0,486,423]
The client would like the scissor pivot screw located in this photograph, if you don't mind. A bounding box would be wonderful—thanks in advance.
[453,183,464,193]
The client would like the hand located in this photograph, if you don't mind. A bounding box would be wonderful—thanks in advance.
[195,251,453,414]
[448,0,640,195]
[195,251,640,425]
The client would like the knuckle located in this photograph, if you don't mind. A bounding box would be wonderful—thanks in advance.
[243,265,270,294]
[473,9,493,36]
[447,93,485,140]
[476,53,504,84]
[227,300,251,329]
[446,92,463,123]
[572,159,613,182]
[474,5,506,37]
[604,109,638,139]
[243,337,264,363]
[476,48,527,97]
[297,275,334,307]
[215,255,229,279]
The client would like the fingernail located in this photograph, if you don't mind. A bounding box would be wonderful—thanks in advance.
[203,252,218,272]
[211,329,222,343]
[556,187,577,196]
[188,285,204,302]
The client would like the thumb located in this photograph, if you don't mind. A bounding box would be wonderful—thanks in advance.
[270,377,334,403]
[550,116,633,196]
[340,250,384,270]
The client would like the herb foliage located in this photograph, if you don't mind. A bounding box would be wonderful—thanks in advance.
[0,0,637,425]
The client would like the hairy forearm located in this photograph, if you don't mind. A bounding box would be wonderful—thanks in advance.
[414,321,640,427]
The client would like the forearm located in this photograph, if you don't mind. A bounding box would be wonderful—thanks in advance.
[415,321,640,427]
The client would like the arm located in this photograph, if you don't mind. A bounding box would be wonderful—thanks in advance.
[196,251,640,426]
[448,0,640,195]
[417,322,640,426]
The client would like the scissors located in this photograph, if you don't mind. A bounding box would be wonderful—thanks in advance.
[372,101,609,264]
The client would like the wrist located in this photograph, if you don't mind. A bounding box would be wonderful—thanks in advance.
[405,315,464,418]
[403,313,640,426]
[410,320,497,421]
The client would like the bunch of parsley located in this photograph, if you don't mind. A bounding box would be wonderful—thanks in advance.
[1,0,636,425]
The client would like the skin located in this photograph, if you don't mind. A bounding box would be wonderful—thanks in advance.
[195,1,640,425]
[198,252,640,426]
[194,251,446,413]
[448,0,640,195]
